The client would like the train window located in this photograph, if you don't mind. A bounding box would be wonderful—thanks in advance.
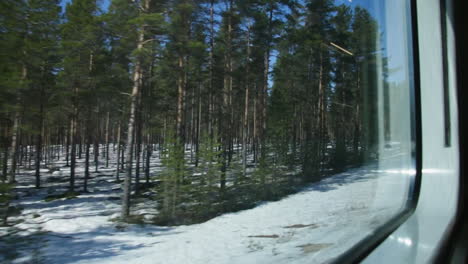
[0,0,420,263]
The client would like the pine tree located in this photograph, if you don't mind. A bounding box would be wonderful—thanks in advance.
[329,4,354,171]
[195,131,222,204]
[0,0,385,227]
[61,0,102,192]
[26,0,61,188]
[158,129,187,223]
[119,0,166,221]
[0,0,28,185]
[121,0,150,220]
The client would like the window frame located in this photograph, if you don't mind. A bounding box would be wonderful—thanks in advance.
[330,0,423,262]
[357,0,460,262]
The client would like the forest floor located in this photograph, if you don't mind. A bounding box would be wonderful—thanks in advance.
[0,147,409,264]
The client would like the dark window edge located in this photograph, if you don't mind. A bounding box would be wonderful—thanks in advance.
[433,0,467,262]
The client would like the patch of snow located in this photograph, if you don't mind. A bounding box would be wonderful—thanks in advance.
[1,145,412,264]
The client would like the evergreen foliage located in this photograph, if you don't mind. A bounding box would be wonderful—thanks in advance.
[0,0,384,225]
[0,182,13,225]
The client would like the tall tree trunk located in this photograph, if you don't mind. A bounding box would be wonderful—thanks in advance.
[190,86,195,163]
[8,109,20,184]
[116,121,121,181]
[145,132,151,184]
[8,64,26,184]
[208,0,215,139]
[176,54,186,145]
[122,0,148,219]
[121,142,125,171]
[105,111,110,167]
[35,92,44,188]
[253,88,257,163]
[261,49,269,158]
[259,6,274,161]
[195,82,201,167]
[2,140,8,182]
[174,52,186,216]
[27,136,32,170]
[65,125,70,166]
[94,124,99,173]
[220,0,233,193]
[353,65,361,160]
[84,119,91,192]
[317,48,325,173]
[78,124,83,159]
[227,3,234,166]
[242,24,251,177]
[135,92,143,195]
[70,112,77,192]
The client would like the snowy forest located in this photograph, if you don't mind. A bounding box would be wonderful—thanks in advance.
[0,0,383,232]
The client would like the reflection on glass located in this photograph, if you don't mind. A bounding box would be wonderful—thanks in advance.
[262,1,416,261]
[0,0,416,263]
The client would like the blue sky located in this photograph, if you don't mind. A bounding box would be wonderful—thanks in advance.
[59,0,369,16]
[60,0,110,13]
[59,0,374,21]
[58,0,408,83]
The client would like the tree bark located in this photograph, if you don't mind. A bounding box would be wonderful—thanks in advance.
[116,121,121,181]
[105,111,110,167]
[220,0,233,193]
[208,0,215,139]
[145,132,151,184]
[176,54,186,145]
[134,92,143,195]
[122,0,148,219]
[259,6,274,160]
[65,125,70,166]
[70,112,77,192]
[35,91,44,188]
[8,109,20,184]
[7,64,26,184]
[84,120,91,192]
[2,142,8,182]
[242,24,251,177]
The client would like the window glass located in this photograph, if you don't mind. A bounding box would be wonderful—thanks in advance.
[0,0,416,263]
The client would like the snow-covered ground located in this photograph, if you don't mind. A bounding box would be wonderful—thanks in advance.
[0,145,412,264]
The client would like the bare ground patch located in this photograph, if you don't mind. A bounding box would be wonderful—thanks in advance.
[297,243,333,254]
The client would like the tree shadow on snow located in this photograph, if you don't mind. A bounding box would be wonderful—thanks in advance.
[302,165,378,193]
[42,226,180,264]
[2,224,180,264]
